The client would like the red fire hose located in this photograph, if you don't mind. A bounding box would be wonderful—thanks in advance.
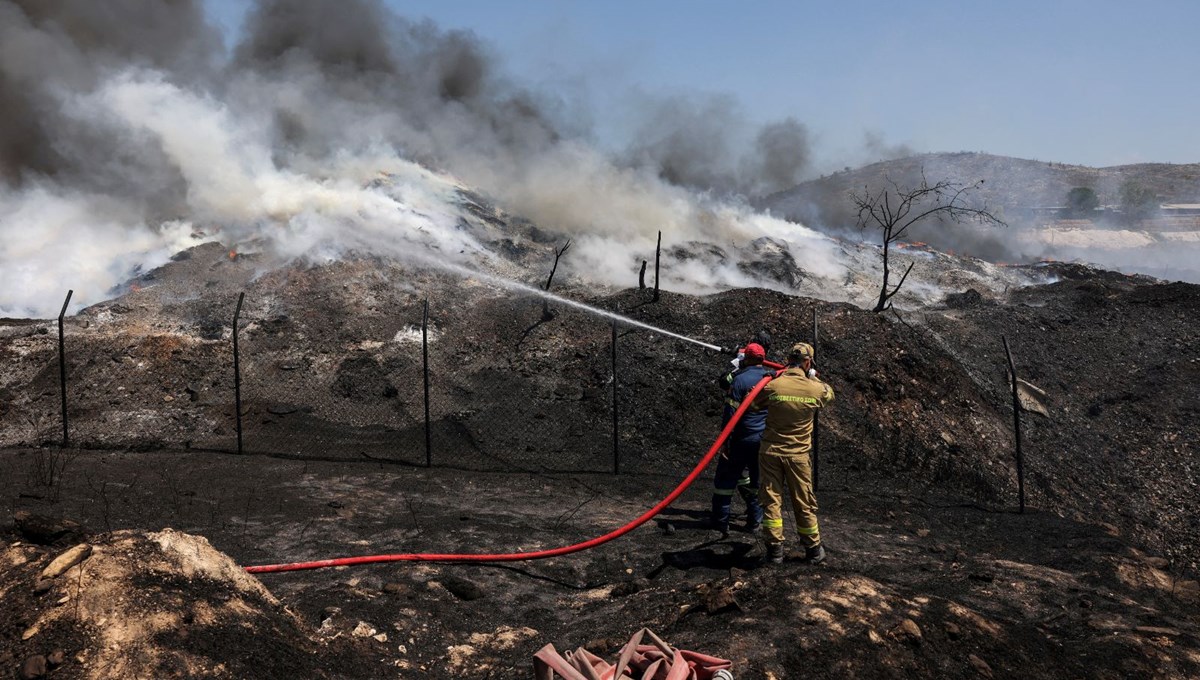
[244,373,773,574]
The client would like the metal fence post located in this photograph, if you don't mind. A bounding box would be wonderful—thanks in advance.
[1002,335,1025,514]
[423,299,432,468]
[611,317,619,475]
[57,290,73,447]
[812,306,819,492]
[233,292,244,455]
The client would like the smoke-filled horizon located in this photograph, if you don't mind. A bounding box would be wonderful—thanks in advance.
[0,0,1192,316]
[0,0,871,317]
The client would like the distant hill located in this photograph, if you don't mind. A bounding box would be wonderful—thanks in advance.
[759,152,1200,231]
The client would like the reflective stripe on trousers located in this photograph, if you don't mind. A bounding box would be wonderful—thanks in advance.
[757,449,820,548]
[712,439,763,527]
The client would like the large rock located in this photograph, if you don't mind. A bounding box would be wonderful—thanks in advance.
[40,544,92,579]
[889,618,923,645]
[968,654,994,678]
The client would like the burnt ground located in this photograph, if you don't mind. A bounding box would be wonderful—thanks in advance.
[2,450,1198,679]
[1,245,1199,677]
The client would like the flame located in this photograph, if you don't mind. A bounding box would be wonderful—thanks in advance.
[229,250,238,260]
[894,241,929,250]
[130,283,141,292]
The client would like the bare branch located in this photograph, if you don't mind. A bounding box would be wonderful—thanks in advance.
[887,261,916,299]
[852,169,1005,313]
[542,239,572,320]
[891,305,918,333]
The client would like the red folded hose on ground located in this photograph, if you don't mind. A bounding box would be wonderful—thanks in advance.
[244,373,773,574]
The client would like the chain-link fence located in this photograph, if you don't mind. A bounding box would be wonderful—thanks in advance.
[9,290,731,477]
[4,288,1026,494]
[8,286,1199,584]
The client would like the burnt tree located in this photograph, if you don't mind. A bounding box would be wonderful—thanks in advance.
[652,231,662,302]
[852,174,1004,312]
[542,240,571,320]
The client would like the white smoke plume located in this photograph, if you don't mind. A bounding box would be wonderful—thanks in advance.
[0,185,204,315]
[0,0,863,317]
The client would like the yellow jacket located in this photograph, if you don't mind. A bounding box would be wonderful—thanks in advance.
[750,368,834,456]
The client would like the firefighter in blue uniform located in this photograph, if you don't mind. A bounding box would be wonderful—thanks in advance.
[718,330,772,392]
[708,342,769,535]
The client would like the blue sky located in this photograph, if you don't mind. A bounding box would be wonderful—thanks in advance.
[204,0,1200,168]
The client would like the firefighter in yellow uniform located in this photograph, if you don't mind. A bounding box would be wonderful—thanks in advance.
[750,342,832,565]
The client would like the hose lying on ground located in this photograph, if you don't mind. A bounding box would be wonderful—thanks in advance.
[244,374,773,574]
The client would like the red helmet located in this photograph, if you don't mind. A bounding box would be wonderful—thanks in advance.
[742,343,766,364]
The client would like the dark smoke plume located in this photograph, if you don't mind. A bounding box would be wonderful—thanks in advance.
[862,130,915,164]
[235,0,397,74]
[3,0,808,207]
[0,0,220,213]
[8,0,1097,319]
[0,0,221,175]
[230,0,562,174]
[748,118,812,195]
[622,94,741,194]
[621,93,813,197]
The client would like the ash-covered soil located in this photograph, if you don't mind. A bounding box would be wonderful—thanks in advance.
[1,244,1198,677]
[3,452,1198,679]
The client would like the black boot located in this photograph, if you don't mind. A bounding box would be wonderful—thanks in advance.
[701,516,730,538]
[764,542,784,565]
[737,486,762,533]
[805,544,826,565]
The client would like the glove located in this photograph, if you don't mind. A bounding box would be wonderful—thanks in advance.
[806,368,818,379]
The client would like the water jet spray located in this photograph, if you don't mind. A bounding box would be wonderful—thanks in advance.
[412,253,725,352]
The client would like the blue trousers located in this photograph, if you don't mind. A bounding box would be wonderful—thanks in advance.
[711,438,763,528]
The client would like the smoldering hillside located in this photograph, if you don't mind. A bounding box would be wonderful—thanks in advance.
[2,241,1198,678]
[0,0,870,320]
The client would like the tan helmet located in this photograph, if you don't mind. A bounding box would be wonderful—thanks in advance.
[788,342,814,364]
